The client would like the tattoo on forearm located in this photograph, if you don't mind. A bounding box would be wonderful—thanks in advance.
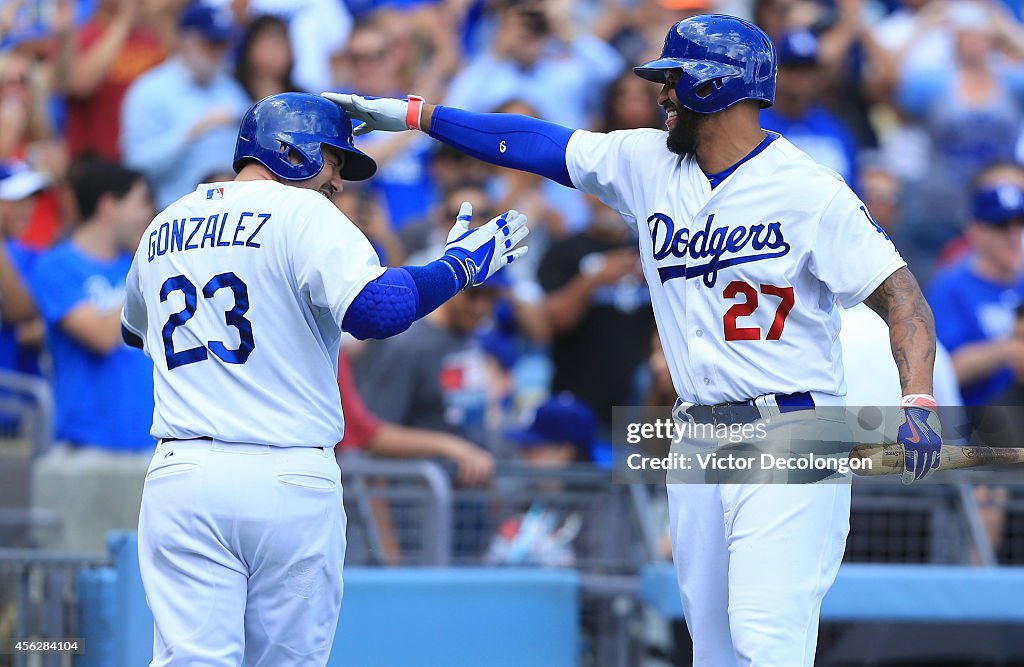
[863,267,936,394]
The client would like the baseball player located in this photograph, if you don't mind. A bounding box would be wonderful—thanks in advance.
[324,15,940,666]
[120,92,528,666]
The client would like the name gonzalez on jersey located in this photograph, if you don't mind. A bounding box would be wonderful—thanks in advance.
[648,212,791,287]
[147,210,271,262]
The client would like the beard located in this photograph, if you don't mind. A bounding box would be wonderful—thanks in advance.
[666,106,702,157]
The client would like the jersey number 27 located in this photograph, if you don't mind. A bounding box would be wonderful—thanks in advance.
[723,281,795,341]
[160,273,255,370]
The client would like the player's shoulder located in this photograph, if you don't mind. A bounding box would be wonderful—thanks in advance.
[570,127,667,152]
[168,180,329,215]
[763,134,848,193]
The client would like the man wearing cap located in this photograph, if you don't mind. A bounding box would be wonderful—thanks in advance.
[506,392,597,466]
[759,30,859,188]
[928,164,1024,408]
[120,1,250,209]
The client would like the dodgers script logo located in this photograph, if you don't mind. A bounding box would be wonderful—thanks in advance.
[648,213,791,287]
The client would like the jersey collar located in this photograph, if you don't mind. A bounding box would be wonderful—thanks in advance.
[705,131,779,190]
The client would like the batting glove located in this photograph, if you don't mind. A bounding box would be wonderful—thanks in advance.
[320,92,425,136]
[897,394,942,484]
[439,202,529,290]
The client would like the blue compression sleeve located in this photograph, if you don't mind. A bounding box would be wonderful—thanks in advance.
[406,260,463,315]
[342,262,461,340]
[428,106,575,188]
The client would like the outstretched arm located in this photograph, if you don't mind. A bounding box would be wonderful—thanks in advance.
[322,93,576,188]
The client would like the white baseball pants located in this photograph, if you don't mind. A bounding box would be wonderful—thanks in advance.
[667,481,851,666]
[666,403,852,666]
[138,438,346,667]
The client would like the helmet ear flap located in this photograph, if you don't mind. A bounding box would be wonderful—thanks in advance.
[272,136,322,179]
[675,75,725,107]
[693,78,725,100]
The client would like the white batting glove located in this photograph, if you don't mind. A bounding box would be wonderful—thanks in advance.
[320,92,425,136]
[440,202,529,289]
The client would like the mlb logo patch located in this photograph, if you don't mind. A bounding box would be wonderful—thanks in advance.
[206,187,225,200]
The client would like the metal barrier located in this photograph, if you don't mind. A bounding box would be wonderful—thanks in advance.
[955,472,1024,565]
[0,371,53,458]
[448,462,646,573]
[338,452,453,566]
[339,457,650,666]
[0,549,108,667]
[578,573,644,667]
[11,452,1024,666]
[849,474,1024,566]
[0,371,58,550]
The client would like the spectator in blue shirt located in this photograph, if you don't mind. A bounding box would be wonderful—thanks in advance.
[928,167,1024,407]
[31,159,155,450]
[29,158,156,553]
[120,1,250,210]
[760,30,860,189]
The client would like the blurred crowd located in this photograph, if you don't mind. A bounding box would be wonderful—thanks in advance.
[1,0,1024,540]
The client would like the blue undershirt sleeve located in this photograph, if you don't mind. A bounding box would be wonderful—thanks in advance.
[121,324,144,349]
[428,106,575,188]
[341,261,462,340]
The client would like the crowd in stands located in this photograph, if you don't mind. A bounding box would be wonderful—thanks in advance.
[1,0,1024,552]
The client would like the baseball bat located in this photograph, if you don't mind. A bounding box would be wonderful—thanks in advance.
[849,443,1024,476]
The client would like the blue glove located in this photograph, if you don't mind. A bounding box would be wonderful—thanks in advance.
[439,202,529,289]
[897,394,942,484]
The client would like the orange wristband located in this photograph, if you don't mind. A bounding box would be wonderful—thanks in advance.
[406,95,425,131]
[901,394,937,409]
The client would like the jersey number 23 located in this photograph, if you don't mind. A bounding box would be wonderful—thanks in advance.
[160,272,255,370]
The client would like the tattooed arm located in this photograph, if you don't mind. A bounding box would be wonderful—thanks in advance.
[863,266,937,396]
[864,267,942,483]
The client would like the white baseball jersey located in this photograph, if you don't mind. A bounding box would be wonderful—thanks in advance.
[565,130,905,405]
[122,180,385,446]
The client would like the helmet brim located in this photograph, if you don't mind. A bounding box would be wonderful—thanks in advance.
[634,57,689,82]
[337,145,377,181]
[634,58,744,84]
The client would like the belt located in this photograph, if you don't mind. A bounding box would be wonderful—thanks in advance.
[160,437,211,444]
[681,391,815,426]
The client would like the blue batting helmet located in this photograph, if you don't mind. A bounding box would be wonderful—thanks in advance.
[233,93,377,182]
[634,14,777,114]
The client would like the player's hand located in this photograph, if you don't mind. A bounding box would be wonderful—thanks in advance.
[441,202,529,289]
[320,93,421,136]
[897,394,942,484]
